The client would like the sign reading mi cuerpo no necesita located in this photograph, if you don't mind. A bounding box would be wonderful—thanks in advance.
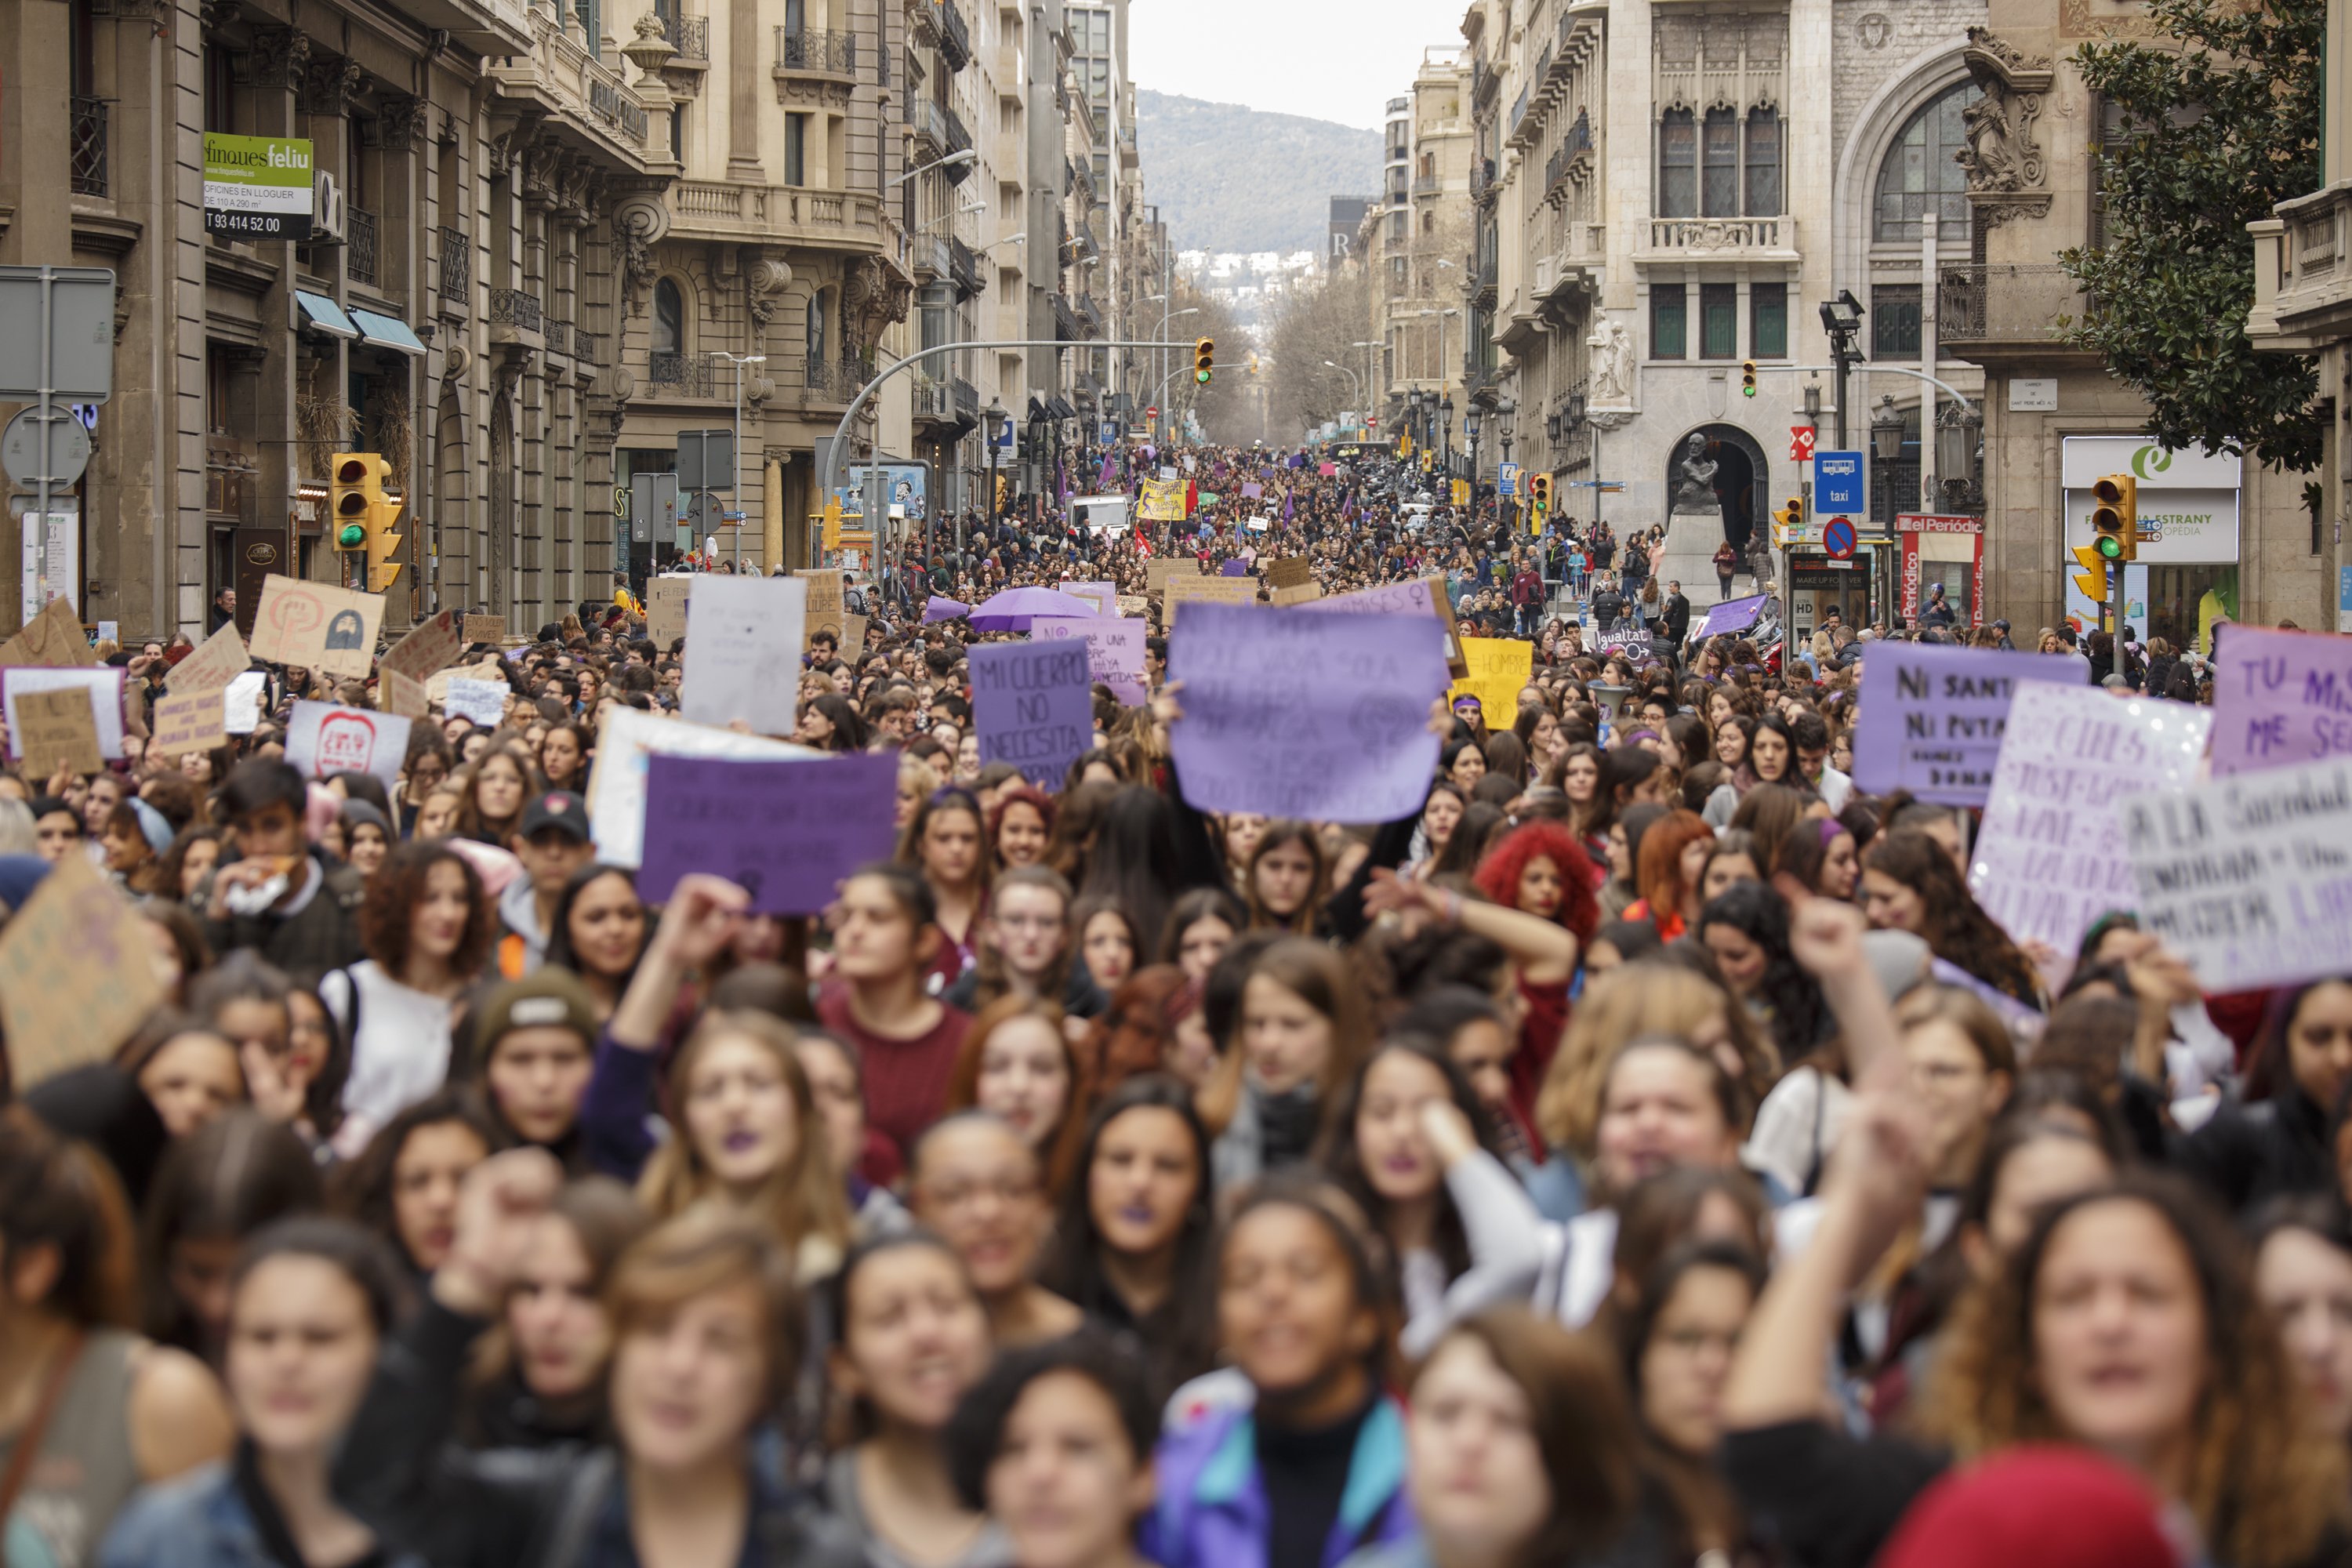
[201,134,315,242]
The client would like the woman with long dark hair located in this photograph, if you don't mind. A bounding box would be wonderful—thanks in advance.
[542,863,648,1024]
[899,786,991,990]
[1861,829,2044,1007]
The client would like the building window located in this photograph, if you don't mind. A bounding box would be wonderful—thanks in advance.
[670,104,685,158]
[1702,108,1738,216]
[1659,109,1696,217]
[1652,285,1687,358]
[807,289,829,367]
[1700,283,1737,358]
[1745,109,1780,215]
[1875,83,1982,242]
[653,278,684,354]
[784,112,807,185]
[1751,283,1787,357]
[1871,283,1922,358]
[1388,209,1406,241]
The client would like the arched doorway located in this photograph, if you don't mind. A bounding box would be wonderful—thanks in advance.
[1661,423,1769,550]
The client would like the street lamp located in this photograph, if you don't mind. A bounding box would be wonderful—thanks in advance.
[1871,393,1905,460]
[982,395,1005,550]
[1819,289,1866,447]
[887,148,977,187]
[1465,404,1483,503]
[708,350,765,571]
[1440,393,1455,472]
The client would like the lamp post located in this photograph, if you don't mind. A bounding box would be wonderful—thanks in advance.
[1324,359,1361,408]
[1465,404,1483,512]
[709,350,766,571]
[1819,289,1866,447]
[1440,393,1455,474]
[1497,395,1517,530]
[1353,339,1381,429]
[981,396,1005,556]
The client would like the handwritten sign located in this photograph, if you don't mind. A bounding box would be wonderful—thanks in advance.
[285,701,414,790]
[0,855,165,1090]
[971,641,1094,790]
[1265,556,1313,591]
[1116,593,1149,618]
[1298,575,1468,677]
[1032,616,1148,706]
[1058,580,1116,617]
[249,575,383,679]
[1145,558,1201,596]
[3,668,125,760]
[379,609,462,699]
[1448,637,1534,726]
[1170,604,1449,822]
[639,753,900,915]
[463,614,506,645]
[1270,582,1324,606]
[1853,643,2086,806]
[2211,625,2352,775]
[1139,478,1188,521]
[223,670,267,735]
[1595,626,1655,661]
[165,621,250,694]
[2123,756,2352,991]
[1163,573,1259,622]
[13,688,102,777]
[796,569,846,643]
[150,688,229,758]
[681,575,806,736]
[646,577,691,646]
[0,598,96,669]
[586,706,820,868]
[1969,684,2212,953]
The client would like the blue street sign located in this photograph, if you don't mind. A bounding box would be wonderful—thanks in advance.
[1497,463,1519,496]
[1821,515,1857,561]
[1814,450,1864,512]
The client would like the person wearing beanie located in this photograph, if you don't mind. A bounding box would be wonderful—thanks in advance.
[470,967,598,1168]
[1875,1447,2183,1568]
[339,798,394,878]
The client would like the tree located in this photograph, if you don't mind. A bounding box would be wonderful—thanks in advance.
[1166,285,1251,445]
[1264,267,1373,441]
[2060,0,2322,471]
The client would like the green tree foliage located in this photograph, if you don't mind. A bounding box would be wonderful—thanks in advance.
[2059,0,2322,470]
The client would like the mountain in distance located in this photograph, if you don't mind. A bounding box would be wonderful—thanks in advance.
[1135,89,1381,256]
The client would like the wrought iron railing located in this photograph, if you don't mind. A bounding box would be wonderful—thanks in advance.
[437,227,470,309]
[490,287,544,332]
[938,0,971,69]
[949,236,979,296]
[648,350,713,394]
[573,325,601,364]
[347,208,379,287]
[663,13,708,60]
[1936,263,2086,343]
[70,96,108,197]
[775,24,855,71]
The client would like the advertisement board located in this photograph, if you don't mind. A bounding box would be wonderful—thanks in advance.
[202,134,315,241]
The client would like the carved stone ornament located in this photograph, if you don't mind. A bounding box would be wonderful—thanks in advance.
[1958,26,2056,224]
[379,94,429,152]
[302,55,366,115]
[243,26,310,87]
[612,191,671,316]
[747,254,793,330]
[1857,11,1889,50]
[842,255,911,354]
[199,0,241,37]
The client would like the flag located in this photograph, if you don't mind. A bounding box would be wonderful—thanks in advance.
[1282,488,1295,523]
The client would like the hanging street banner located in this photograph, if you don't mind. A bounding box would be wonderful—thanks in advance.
[202,134,315,241]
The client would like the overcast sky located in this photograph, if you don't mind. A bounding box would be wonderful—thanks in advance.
[1127,0,1465,130]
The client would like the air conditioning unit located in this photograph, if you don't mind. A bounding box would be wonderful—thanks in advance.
[312,172,347,245]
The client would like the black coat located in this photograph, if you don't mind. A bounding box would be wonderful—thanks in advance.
[1660,591,1691,644]
[2173,1083,2336,1214]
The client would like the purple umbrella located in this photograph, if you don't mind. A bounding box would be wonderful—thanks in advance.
[967,586,1098,632]
[923,596,972,623]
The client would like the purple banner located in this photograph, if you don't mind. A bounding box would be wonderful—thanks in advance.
[2212,624,2352,775]
[1169,604,1449,821]
[971,641,1095,790]
[1031,616,1148,706]
[1696,593,1769,640]
[1853,642,2088,807]
[638,753,899,915]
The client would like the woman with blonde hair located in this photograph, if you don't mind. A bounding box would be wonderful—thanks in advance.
[1537,959,1775,1169]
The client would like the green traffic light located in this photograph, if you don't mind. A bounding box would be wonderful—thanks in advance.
[2094,534,2122,560]
[337,523,365,547]
[1741,385,1755,397]
[1196,371,1210,384]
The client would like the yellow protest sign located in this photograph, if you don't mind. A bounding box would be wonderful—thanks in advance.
[1139,479,1188,522]
[1448,637,1533,726]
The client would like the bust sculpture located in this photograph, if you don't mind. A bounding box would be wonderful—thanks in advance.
[1671,434,1720,514]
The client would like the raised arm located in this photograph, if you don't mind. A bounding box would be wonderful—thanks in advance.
[1363,868,1581,985]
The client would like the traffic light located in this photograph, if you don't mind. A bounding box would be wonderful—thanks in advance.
[332,452,402,591]
[2071,543,2109,605]
[1247,352,1260,378]
[1194,337,1214,384]
[1529,473,1552,513]
[364,494,404,591]
[1741,360,1758,398]
[2089,473,2137,562]
[1771,494,1803,542]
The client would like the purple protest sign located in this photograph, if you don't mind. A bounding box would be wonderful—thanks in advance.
[1169,603,1449,821]
[1031,616,1148,706]
[1853,641,2087,806]
[971,641,1094,789]
[637,753,898,915]
[2211,624,2352,775]
[1696,593,1769,640]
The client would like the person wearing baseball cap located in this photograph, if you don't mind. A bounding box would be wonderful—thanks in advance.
[471,967,599,1163]
[498,791,596,979]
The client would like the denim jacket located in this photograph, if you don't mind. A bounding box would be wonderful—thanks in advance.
[102,1462,432,1568]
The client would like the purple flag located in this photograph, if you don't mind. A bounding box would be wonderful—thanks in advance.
[1282,489,1296,523]
[1098,453,1117,489]
[638,753,898,914]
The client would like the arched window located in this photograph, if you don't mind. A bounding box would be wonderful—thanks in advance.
[652,278,684,356]
[1875,83,1983,243]
[1659,107,1696,217]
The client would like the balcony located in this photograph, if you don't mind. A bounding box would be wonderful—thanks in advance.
[648,350,714,397]
[1939,263,2092,360]
[1076,293,1102,336]
[2250,183,2352,349]
[1471,158,1495,206]
[70,96,107,198]
[347,208,379,289]
[572,325,601,365]
[1472,253,1497,307]
[985,37,1019,85]
[915,233,951,280]
[1413,172,1440,195]
[488,13,655,161]
[913,99,973,167]
[774,24,856,76]
[949,236,981,298]
[1051,292,1080,341]
[662,13,708,61]
[912,372,968,429]
[938,0,971,70]
[1506,85,1531,148]
[489,287,544,343]
[953,376,979,418]
[1472,57,1497,106]
[668,182,889,251]
[1636,215,1797,262]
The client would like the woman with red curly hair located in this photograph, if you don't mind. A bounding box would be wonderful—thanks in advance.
[1619,809,1715,942]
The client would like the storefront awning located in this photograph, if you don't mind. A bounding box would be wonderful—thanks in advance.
[295,291,358,339]
[350,309,426,356]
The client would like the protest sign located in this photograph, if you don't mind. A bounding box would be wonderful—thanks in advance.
[795,570,846,643]
[1853,642,2086,806]
[463,614,506,645]
[223,670,266,734]
[1116,594,1148,618]
[681,575,806,736]
[971,641,1094,789]
[841,614,868,655]
[379,609,460,690]
[1270,582,1324,606]
[638,753,900,915]
[427,657,506,708]
[1298,575,1468,677]
[3,668,125,760]
[1449,637,1534,725]
[1595,626,1655,661]
[1139,478,1188,521]
[1057,580,1116,616]
[285,701,414,790]
[0,855,164,1091]
[13,688,102,777]
[1163,573,1259,622]
[2211,624,2352,776]
[1970,684,2212,953]
[2122,756,2352,991]
[1696,593,1770,641]
[1145,558,1200,596]
[1265,556,1313,590]
[1170,604,1449,822]
[150,688,229,758]
[248,575,383,678]
[444,677,510,728]
[0,598,96,669]
[646,577,691,646]
[1032,616,1148,706]
[166,621,250,694]
[586,706,819,867]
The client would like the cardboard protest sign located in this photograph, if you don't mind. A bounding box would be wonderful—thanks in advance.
[1270,582,1324,606]
[444,678,510,728]
[1265,556,1313,590]
[1595,626,1654,661]
[1449,637,1534,726]
[285,701,415,790]
[1163,573,1259,621]
[1116,594,1149,618]
[646,577,691,647]
[681,576,806,736]
[1031,616,1148,706]
[13,688,102,777]
[795,570,846,643]
[1298,576,1468,678]
[463,614,506,645]
[1058,580,1116,616]
[971,641,1094,790]
[149,688,229,758]
[379,610,461,688]
[248,575,383,679]
[0,854,165,1091]
[224,670,267,734]
[1853,643,2085,807]
[3,668,125,760]
[1170,604,1450,822]
[841,614,868,655]
[2123,755,2352,991]
[0,598,96,669]
[586,705,819,867]
[427,657,506,709]
[165,621,249,694]
[1145,558,1200,596]
[2211,624,2352,776]
[1970,684,2213,953]
[638,753,900,915]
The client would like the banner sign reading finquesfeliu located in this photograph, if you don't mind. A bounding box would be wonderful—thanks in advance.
[203,133,315,241]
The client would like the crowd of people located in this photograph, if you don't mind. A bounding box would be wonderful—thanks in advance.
[0,441,2344,1568]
